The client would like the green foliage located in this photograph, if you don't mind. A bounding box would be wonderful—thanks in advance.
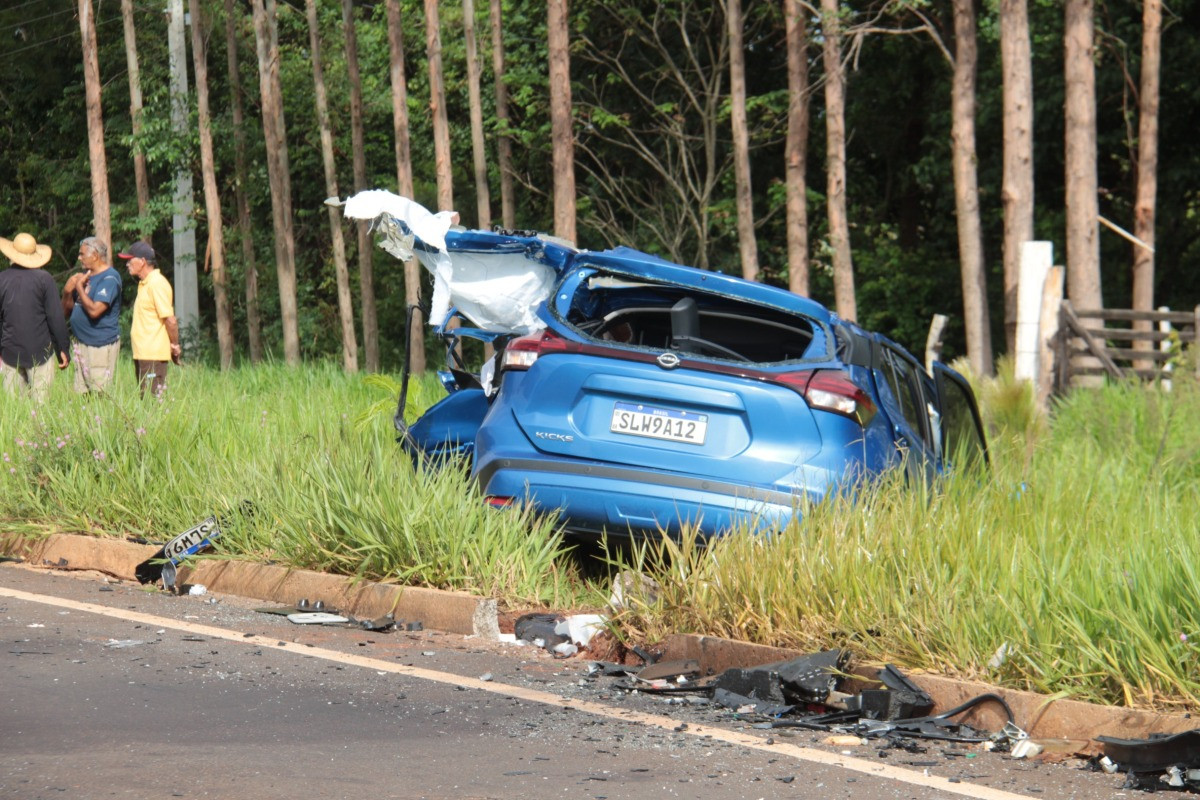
[0,361,584,606]
[610,374,1200,709]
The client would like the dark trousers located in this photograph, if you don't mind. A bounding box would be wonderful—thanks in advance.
[134,359,168,397]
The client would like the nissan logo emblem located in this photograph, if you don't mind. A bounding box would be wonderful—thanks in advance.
[656,352,681,369]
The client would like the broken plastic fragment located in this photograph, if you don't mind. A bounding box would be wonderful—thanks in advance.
[563,614,606,648]
[1011,739,1044,759]
[287,612,350,625]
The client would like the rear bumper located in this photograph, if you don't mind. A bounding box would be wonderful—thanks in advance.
[474,455,821,538]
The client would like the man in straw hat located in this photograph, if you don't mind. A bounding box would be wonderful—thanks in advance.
[0,232,70,401]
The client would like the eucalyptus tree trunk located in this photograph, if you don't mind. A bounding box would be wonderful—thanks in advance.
[424,0,454,211]
[308,0,358,372]
[343,0,378,371]
[224,0,263,362]
[386,0,425,373]
[1132,0,1161,356]
[951,0,993,375]
[463,0,491,230]
[489,0,515,230]
[78,0,111,258]
[547,0,576,243]
[120,0,149,224]
[1064,0,1102,311]
[785,0,810,298]
[820,0,856,322]
[726,0,758,282]
[189,0,234,368]
[251,0,300,365]
[1000,0,1035,353]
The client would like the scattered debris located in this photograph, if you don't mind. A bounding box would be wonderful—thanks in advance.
[103,639,146,648]
[513,612,610,654]
[590,648,1024,751]
[637,659,701,683]
[253,602,415,633]
[187,584,207,596]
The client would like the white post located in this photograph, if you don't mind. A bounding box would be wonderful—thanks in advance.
[167,0,199,339]
[1159,305,1173,392]
[1014,241,1054,382]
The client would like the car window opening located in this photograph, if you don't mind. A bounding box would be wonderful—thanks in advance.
[564,274,816,364]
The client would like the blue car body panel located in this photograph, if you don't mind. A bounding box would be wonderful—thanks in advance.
[400,227,987,539]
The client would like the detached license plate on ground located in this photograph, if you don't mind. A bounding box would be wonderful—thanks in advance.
[610,402,708,445]
[163,516,222,565]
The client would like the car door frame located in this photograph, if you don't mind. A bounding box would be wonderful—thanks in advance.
[931,362,990,470]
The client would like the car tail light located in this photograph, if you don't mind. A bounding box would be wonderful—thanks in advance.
[501,329,580,370]
[775,369,876,426]
[485,495,516,509]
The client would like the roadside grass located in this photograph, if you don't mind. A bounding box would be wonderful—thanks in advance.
[4,357,1200,708]
[0,360,584,606]
[610,365,1200,708]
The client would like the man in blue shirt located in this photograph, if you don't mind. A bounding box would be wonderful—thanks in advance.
[61,236,122,393]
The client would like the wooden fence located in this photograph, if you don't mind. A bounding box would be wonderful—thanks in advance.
[1054,302,1200,391]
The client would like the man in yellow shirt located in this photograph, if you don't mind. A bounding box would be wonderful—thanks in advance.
[118,242,181,397]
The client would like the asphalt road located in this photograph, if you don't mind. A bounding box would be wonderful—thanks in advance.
[0,565,1130,800]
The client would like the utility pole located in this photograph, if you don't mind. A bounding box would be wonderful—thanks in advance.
[166,0,199,338]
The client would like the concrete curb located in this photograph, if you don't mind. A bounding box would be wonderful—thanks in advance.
[0,532,493,636]
[4,532,1195,743]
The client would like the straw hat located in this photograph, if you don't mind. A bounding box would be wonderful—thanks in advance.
[0,232,52,268]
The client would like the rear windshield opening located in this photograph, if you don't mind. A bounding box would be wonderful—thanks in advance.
[563,274,816,364]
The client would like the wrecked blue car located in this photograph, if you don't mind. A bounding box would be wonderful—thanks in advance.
[345,192,988,540]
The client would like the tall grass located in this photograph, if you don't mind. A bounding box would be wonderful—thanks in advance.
[0,360,585,606]
[610,369,1200,709]
[5,357,1200,708]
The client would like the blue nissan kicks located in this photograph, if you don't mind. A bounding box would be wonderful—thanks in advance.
[347,193,988,540]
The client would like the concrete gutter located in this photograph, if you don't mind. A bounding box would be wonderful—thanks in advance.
[0,532,495,636]
[4,531,1196,744]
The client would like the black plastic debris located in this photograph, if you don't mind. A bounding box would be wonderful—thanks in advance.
[1098,729,1200,775]
[637,659,701,683]
[753,649,849,705]
[598,646,1020,748]
[514,613,569,651]
[588,661,639,678]
[712,667,787,706]
[357,614,397,632]
[712,687,795,717]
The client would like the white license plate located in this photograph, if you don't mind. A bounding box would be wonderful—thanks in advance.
[163,516,222,564]
[610,402,708,445]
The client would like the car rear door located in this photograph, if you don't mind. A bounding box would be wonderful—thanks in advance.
[870,343,939,482]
